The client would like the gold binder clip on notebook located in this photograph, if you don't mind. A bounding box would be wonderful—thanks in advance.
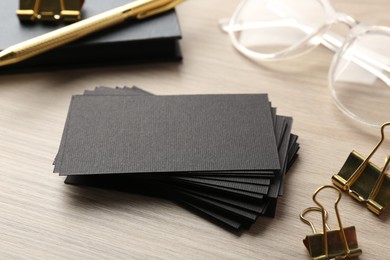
[300,185,362,259]
[332,122,390,215]
[17,0,84,22]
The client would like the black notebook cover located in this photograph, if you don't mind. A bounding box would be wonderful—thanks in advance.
[0,0,182,72]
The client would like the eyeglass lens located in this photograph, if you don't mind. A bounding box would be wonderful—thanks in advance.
[228,0,390,127]
[230,0,328,58]
[330,31,390,127]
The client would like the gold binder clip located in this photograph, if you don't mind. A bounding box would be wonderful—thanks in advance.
[332,122,390,215]
[300,186,362,259]
[17,0,84,22]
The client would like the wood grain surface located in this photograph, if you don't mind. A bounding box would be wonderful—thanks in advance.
[0,0,389,259]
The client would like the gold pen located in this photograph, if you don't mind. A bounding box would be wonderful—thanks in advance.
[0,0,184,67]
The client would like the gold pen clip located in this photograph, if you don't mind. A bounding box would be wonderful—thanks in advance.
[17,0,84,22]
[136,0,185,19]
[332,122,390,215]
[300,186,362,260]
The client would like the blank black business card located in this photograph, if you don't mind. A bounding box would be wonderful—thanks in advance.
[54,94,280,175]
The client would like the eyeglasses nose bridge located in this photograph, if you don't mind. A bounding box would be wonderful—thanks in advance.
[335,13,359,28]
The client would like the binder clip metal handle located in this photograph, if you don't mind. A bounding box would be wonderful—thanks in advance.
[366,156,390,215]
[332,122,390,215]
[17,0,84,23]
[301,185,362,260]
[300,207,330,234]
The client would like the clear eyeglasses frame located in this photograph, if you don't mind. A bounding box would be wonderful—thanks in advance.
[221,0,390,128]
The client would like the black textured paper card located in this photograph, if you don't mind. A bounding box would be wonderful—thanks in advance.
[54,94,280,175]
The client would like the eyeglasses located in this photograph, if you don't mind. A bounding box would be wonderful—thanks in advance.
[220,0,390,128]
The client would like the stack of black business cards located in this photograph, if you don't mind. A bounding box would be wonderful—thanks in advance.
[54,86,299,232]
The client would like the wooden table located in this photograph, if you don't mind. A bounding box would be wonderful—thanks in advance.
[1,0,389,259]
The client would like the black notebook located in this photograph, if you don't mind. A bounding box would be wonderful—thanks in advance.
[0,0,182,72]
